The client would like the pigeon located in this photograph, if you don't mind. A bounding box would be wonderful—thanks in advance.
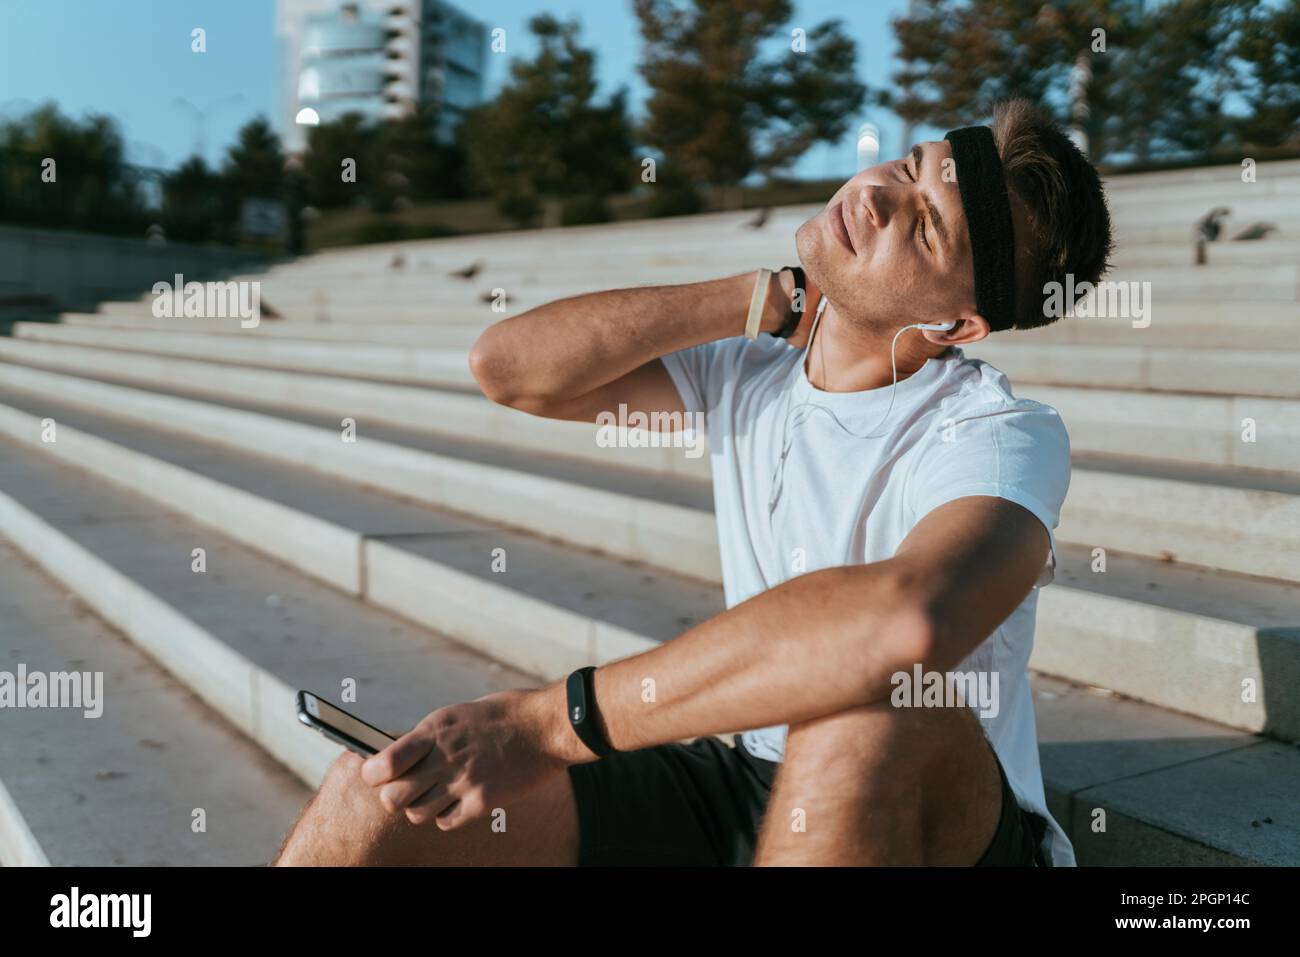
[1195,207,1231,243]
[745,208,771,230]
[1231,222,1278,241]
[390,253,406,270]
[452,260,483,280]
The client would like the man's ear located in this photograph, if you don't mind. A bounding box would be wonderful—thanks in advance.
[930,312,990,345]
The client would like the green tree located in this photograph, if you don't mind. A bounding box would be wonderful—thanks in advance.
[462,14,635,226]
[0,103,148,234]
[371,105,467,210]
[302,112,375,211]
[887,0,1140,161]
[1232,0,1300,148]
[634,0,865,198]
[885,0,1298,165]
[161,155,222,242]
[218,117,286,243]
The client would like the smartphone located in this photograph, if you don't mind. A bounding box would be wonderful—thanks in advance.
[296,690,397,756]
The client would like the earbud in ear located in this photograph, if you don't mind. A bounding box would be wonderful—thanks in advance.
[914,320,956,332]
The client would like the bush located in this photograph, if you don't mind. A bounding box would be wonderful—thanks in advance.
[561,194,611,226]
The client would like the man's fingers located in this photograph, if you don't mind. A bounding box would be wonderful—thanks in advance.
[361,723,443,786]
[435,790,486,832]
[403,781,458,826]
[377,755,443,813]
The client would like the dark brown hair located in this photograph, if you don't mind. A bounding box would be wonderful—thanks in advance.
[991,99,1114,330]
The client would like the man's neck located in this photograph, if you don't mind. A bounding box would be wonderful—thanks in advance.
[805,303,947,393]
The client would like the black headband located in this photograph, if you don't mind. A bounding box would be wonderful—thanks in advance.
[944,126,1017,331]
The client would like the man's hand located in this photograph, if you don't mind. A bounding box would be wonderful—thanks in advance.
[767,267,822,347]
[360,687,569,830]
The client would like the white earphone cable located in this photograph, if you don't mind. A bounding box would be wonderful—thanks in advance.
[767,301,952,515]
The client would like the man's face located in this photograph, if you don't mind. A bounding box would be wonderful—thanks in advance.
[796,139,979,332]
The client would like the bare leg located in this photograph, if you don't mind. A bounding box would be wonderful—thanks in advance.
[273,752,581,866]
[754,700,1003,866]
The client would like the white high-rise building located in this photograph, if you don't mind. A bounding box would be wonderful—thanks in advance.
[277,0,488,152]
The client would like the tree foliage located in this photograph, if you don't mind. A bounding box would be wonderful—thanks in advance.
[887,0,1299,163]
[634,0,865,189]
[461,15,636,226]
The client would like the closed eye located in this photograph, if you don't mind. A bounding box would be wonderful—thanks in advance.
[900,160,932,252]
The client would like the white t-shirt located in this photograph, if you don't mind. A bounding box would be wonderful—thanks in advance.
[661,332,1075,867]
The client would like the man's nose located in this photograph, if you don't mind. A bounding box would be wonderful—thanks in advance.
[856,185,891,228]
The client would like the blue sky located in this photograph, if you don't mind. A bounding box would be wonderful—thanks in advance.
[0,0,928,179]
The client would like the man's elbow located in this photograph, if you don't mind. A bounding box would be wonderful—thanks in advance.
[873,566,945,676]
[469,329,525,408]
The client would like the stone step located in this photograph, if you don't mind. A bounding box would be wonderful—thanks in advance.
[4,354,1299,583]
[75,296,1300,350]
[3,335,1297,476]
[22,315,1300,406]
[964,339,1300,398]
[13,321,480,390]
[1032,674,1300,866]
[0,373,1296,739]
[0,534,311,866]
[0,434,539,794]
[60,313,479,346]
[0,415,1295,864]
[1118,239,1300,267]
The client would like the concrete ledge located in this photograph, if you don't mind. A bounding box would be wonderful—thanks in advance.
[1,416,1295,862]
[966,341,1300,399]
[0,777,49,866]
[2,359,1293,586]
[60,314,478,347]
[0,338,714,481]
[1034,586,1297,738]
[4,386,1295,737]
[0,486,340,788]
[8,335,1299,476]
[0,362,722,581]
[13,322,478,389]
[0,400,664,681]
[1061,468,1300,583]
[0,404,363,594]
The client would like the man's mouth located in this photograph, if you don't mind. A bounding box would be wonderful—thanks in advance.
[829,201,856,254]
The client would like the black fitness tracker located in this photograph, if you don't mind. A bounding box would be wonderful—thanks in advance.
[566,666,616,758]
[770,265,807,339]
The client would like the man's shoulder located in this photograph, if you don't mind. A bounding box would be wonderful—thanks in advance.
[937,350,1067,432]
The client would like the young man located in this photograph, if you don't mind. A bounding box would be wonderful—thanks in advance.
[274,99,1112,867]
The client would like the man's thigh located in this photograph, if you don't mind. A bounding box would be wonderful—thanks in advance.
[274,752,580,866]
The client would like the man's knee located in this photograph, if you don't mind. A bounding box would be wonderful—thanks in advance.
[779,698,997,819]
[273,752,391,866]
[785,697,981,776]
[773,699,1001,863]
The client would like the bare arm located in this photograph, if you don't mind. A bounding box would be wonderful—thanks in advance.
[467,271,800,423]
[529,496,1050,762]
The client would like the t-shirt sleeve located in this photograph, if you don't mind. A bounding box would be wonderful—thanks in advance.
[659,340,721,420]
[905,401,1071,587]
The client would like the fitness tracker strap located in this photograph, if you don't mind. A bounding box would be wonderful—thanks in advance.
[770,265,806,339]
[566,666,616,758]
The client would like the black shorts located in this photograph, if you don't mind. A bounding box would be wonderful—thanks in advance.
[566,735,1050,866]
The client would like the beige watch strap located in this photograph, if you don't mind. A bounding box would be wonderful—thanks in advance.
[744,268,773,340]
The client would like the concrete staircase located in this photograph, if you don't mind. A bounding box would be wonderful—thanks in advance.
[1,159,1297,865]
